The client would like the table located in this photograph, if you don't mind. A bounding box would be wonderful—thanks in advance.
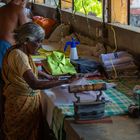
[41,86,140,140]
[64,116,140,140]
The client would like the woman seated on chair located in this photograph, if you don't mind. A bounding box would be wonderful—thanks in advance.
[2,22,72,140]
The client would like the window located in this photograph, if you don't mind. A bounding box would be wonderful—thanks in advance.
[34,0,44,4]
[32,0,140,28]
[110,0,140,28]
[45,0,59,7]
[111,0,128,25]
[129,0,140,27]
[33,0,102,18]
[74,0,102,18]
[61,0,72,9]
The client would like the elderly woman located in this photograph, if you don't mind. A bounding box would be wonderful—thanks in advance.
[2,22,70,140]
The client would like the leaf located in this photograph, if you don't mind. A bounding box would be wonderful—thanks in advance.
[74,0,102,17]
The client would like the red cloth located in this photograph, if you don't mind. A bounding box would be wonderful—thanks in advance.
[33,16,56,37]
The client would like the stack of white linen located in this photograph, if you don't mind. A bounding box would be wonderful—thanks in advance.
[100,51,138,77]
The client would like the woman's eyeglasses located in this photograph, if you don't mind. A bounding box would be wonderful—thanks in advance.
[29,39,43,46]
[34,39,43,44]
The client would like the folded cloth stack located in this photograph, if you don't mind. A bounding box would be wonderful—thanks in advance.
[100,51,138,78]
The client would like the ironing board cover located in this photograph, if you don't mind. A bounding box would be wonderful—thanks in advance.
[58,80,135,117]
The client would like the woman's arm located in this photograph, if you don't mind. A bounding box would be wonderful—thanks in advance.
[38,71,56,80]
[23,69,68,90]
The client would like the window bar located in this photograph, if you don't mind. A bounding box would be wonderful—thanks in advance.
[127,0,130,25]
[72,0,74,11]
[59,0,61,9]
[107,0,111,23]
[103,0,106,24]
[102,0,108,53]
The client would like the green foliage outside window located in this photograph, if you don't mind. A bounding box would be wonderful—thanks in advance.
[74,0,102,18]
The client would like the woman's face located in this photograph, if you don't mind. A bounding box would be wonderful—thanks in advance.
[26,40,42,55]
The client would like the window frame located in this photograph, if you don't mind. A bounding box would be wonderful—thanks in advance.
[32,0,140,30]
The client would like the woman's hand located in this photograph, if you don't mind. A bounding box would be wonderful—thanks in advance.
[45,74,55,80]
[66,75,80,84]
[38,71,56,80]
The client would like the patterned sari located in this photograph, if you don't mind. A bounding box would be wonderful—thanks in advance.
[2,48,43,140]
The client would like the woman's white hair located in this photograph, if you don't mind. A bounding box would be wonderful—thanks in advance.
[14,22,45,44]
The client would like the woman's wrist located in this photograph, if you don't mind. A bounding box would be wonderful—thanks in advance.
[60,79,69,85]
